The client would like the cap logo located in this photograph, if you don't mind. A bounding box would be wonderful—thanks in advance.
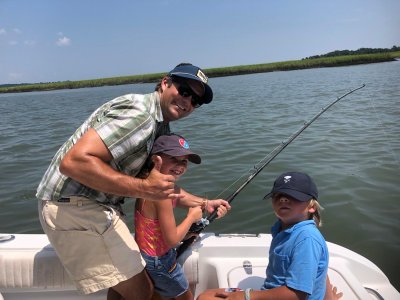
[196,69,208,84]
[179,138,189,149]
[283,176,292,183]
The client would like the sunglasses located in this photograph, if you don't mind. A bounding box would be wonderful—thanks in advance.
[172,80,202,108]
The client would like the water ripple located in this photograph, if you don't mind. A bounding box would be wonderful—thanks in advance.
[1,62,399,289]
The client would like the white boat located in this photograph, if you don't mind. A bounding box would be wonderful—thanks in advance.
[0,233,399,300]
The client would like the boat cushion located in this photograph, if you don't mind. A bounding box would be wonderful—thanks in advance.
[0,241,198,291]
[0,244,74,290]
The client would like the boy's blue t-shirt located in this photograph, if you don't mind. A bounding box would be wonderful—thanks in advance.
[261,220,328,300]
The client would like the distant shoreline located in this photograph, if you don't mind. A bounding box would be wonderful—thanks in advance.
[1,51,399,94]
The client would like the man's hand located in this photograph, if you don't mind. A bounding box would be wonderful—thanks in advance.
[140,155,178,201]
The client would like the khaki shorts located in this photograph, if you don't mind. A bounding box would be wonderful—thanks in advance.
[38,197,145,294]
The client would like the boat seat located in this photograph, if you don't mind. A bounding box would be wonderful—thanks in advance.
[225,258,374,299]
[0,235,199,299]
[177,248,199,285]
[0,243,75,290]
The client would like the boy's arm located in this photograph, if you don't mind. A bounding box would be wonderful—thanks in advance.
[202,286,306,300]
[250,286,307,300]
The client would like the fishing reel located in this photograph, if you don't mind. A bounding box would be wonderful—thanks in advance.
[188,218,210,234]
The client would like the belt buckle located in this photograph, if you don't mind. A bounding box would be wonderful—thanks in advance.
[57,197,70,203]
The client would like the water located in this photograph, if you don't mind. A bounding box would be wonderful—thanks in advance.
[1,62,399,290]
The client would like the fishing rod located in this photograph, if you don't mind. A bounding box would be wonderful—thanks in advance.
[176,84,366,258]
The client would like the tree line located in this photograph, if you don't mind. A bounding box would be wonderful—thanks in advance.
[303,45,400,60]
[1,47,399,93]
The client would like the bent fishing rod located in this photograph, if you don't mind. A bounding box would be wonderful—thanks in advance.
[176,84,365,258]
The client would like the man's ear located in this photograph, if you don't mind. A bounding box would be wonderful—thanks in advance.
[163,77,172,89]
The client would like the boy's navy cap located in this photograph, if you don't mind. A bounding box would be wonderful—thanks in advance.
[265,171,318,202]
[168,63,213,105]
[151,134,201,164]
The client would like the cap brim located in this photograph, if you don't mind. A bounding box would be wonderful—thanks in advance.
[187,154,201,164]
[202,84,213,104]
[265,188,313,202]
[156,149,201,164]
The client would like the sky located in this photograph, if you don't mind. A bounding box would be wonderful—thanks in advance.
[1,0,399,84]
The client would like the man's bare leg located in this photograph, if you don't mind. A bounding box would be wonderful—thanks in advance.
[196,289,225,300]
[108,269,153,300]
[108,287,122,300]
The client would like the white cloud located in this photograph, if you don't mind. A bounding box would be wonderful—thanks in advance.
[24,40,36,46]
[0,28,6,35]
[8,40,18,46]
[56,36,71,47]
[13,28,22,34]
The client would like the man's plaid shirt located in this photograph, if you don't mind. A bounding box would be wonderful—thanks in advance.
[36,91,170,205]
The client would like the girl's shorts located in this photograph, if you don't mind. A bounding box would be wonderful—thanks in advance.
[141,249,189,298]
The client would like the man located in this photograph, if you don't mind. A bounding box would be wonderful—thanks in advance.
[36,63,230,300]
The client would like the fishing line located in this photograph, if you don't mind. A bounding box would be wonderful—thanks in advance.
[214,137,299,200]
[176,84,366,258]
[213,159,270,200]
[214,87,367,199]
[367,97,400,168]
[213,84,366,206]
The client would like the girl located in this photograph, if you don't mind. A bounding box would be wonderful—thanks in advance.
[135,134,205,300]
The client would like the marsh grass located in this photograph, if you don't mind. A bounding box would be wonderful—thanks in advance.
[2,52,399,94]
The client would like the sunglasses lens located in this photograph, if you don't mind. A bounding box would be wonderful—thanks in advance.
[177,85,202,108]
[179,87,190,98]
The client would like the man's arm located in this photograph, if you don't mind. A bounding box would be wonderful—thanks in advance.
[59,128,177,201]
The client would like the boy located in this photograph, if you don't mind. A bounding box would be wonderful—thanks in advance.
[197,171,342,300]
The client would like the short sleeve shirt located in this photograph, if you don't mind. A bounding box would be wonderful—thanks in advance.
[36,91,170,205]
[261,220,329,300]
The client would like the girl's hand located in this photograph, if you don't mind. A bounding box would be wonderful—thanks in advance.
[187,206,203,223]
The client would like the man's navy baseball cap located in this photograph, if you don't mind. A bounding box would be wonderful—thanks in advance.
[265,171,318,201]
[151,134,201,164]
[168,63,213,105]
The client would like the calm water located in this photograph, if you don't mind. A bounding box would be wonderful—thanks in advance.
[1,62,399,290]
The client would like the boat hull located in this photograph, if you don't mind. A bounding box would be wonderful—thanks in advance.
[0,233,399,300]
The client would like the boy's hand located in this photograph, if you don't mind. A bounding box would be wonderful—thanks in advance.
[207,199,231,218]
